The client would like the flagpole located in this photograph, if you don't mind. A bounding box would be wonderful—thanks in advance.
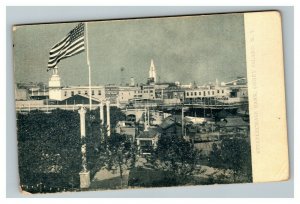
[85,22,92,110]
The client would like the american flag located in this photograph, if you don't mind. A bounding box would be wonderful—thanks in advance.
[47,23,85,71]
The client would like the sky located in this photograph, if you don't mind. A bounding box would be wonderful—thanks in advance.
[13,13,246,86]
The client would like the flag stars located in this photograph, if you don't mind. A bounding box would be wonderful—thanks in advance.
[47,23,85,70]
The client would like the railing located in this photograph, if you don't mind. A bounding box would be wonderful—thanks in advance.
[15,104,117,112]
[184,103,241,108]
[15,100,247,113]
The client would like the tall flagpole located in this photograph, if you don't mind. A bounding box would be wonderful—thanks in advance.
[85,22,92,110]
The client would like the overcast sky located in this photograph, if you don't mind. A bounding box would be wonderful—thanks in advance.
[13,13,246,86]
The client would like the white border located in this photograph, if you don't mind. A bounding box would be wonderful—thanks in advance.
[2,0,298,203]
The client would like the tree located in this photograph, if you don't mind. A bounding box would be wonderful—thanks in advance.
[17,107,128,192]
[153,134,202,185]
[104,107,126,129]
[104,133,136,187]
[208,138,252,182]
[17,110,87,192]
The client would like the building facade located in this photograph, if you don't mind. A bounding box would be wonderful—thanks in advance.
[105,84,119,105]
[118,86,141,105]
[62,86,106,102]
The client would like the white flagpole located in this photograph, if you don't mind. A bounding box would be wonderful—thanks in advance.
[85,22,92,110]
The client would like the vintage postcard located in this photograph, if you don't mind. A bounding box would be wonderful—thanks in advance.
[13,11,288,194]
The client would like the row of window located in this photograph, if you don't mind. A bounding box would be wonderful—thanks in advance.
[134,90,154,94]
[63,88,228,98]
[121,90,157,96]
[187,97,228,100]
[105,91,118,95]
[186,90,225,97]
[64,90,102,97]
[143,90,154,94]
[120,92,132,96]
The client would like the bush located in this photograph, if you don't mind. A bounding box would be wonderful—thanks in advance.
[208,138,252,183]
[17,109,102,193]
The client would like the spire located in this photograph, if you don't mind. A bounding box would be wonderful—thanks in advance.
[151,59,154,68]
[149,59,157,83]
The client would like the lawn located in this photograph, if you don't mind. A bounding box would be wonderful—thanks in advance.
[128,167,178,187]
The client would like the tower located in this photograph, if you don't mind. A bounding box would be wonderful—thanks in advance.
[48,67,63,100]
[148,59,157,83]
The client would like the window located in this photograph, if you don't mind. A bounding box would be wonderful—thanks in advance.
[186,92,189,96]
[64,91,67,96]
[191,92,193,96]
[208,91,210,95]
[78,91,81,94]
[203,91,206,96]
[85,90,88,95]
[194,92,197,96]
[92,90,94,95]
[222,90,224,94]
[217,90,219,94]
[199,92,201,95]
[212,91,214,95]
[71,91,74,96]
[150,90,153,93]
[98,90,101,95]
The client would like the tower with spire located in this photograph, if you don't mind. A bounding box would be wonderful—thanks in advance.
[148,59,157,84]
[48,67,63,100]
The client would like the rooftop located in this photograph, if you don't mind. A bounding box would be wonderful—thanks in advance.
[218,117,249,127]
[159,116,182,129]
[136,128,159,139]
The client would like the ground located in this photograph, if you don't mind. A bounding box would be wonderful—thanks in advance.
[89,155,235,189]
[90,167,130,190]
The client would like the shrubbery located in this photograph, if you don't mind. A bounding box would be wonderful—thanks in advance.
[17,107,126,193]
[18,109,82,193]
[208,137,252,183]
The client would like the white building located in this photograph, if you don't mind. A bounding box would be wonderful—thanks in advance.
[48,68,106,102]
[62,86,106,101]
[185,86,229,99]
[141,85,155,100]
[185,84,248,104]
[118,86,141,105]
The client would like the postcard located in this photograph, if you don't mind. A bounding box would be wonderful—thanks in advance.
[13,11,288,194]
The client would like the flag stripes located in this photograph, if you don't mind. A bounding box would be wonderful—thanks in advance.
[47,23,85,71]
